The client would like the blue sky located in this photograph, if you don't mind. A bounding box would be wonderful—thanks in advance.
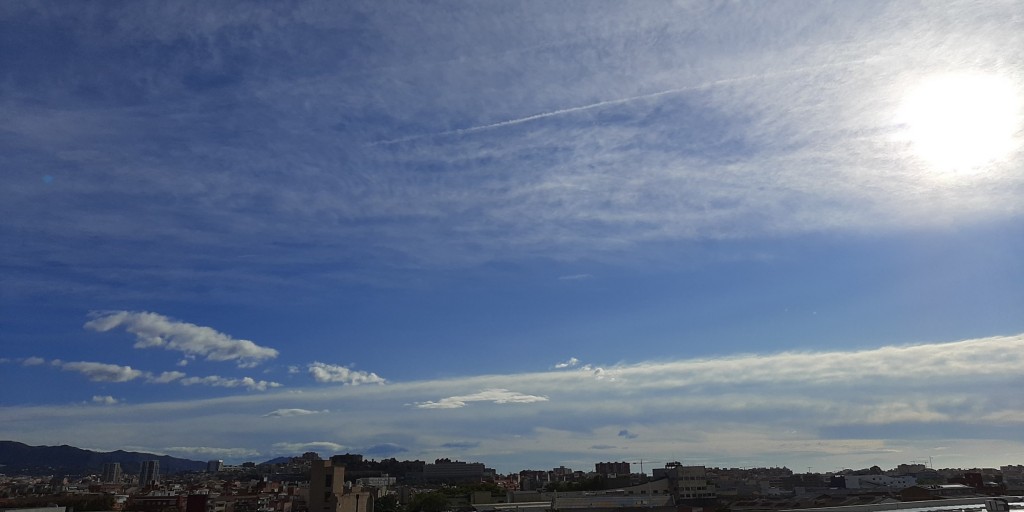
[2,1,1024,474]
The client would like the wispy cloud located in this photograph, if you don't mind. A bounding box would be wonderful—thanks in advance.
[263,408,328,418]
[2,1,1023,472]
[3,333,1024,470]
[92,395,119,405]
[33,356,276,394]
[61,361,145,382]
[271,441,346,454]
[165,446,262,458]
[180,375,281,392]
[5,1,1023,304]
[554,357,580,369]
[85,311,279,367]
[308,362,386,386]
[148,371,187,384]
[415,388,550,409]
[558,274,593,281]
[441,441,480,449]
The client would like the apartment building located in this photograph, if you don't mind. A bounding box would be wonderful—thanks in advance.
[309,457,373,512]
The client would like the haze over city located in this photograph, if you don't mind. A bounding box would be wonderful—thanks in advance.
[2,1,1023,475]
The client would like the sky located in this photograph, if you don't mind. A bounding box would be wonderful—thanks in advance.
[2,1,1024,475]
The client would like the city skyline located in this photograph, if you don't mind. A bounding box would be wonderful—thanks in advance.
[0,438,1004,477]
[2,1,1023,475]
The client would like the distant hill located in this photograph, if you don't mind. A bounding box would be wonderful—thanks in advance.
[0,440,207,476]
[261,456,294,465]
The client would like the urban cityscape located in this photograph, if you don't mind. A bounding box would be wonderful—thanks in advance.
[1,442,1022,512]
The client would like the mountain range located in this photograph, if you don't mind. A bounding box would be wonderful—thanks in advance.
[0,440,207,476]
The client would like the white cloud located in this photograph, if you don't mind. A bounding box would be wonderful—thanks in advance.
[554,357,579,369]
[263,408,328,418]
[415,388,550,409]
[577,364,614,380]
[85,311,279,367]
[92,395,119,405]
[148,371,187,384]
[180,375,282,391]
[61,361,144,382]
[308,362,386,385]
[22,356,46,366]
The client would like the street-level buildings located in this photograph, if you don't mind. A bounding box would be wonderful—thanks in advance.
[309,457,373,512]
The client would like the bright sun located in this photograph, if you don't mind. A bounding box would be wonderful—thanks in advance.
[897,72,1020,173]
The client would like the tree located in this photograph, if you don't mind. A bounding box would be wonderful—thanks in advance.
[376,495,400,512]
[406,491,449,512]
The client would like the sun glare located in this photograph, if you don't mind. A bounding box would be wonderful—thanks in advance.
[897,72,1020,173]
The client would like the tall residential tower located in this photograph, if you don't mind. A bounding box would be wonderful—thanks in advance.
[139,460,160,487]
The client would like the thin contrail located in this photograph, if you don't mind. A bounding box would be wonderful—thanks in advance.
[368,57,881,147]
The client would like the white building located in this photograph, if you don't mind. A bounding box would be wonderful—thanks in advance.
[844,475,916,489]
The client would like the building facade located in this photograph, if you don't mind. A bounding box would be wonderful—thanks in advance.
[844,475,917,489]
[423,459,492,483]
[656,463,716,504]
[595,462,631,477]
[102,462,122,483]
[139,460,160,487]
[309,457,373,512]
